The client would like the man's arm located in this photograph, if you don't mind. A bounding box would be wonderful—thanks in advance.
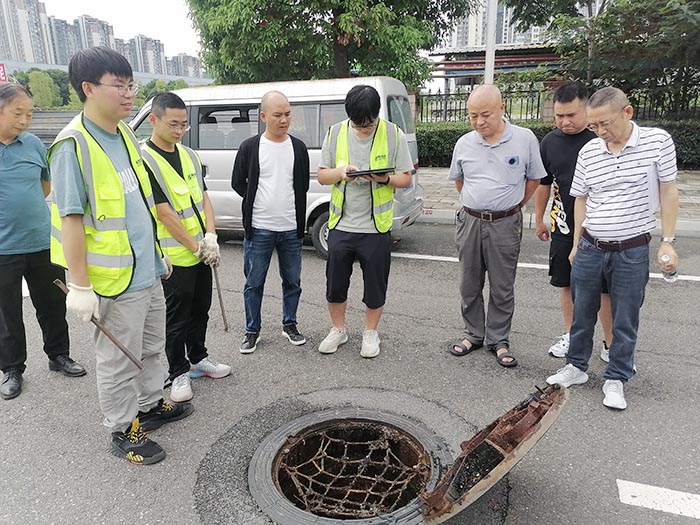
[657,181,679,270]
[521,178,540,208]
[155,203,199,253]
[534,184,552,240]
[569,196,587,264]
[60,214,90,287]
[231,144,249,197]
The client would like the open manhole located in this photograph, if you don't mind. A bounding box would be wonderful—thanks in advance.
[249,385,568,524]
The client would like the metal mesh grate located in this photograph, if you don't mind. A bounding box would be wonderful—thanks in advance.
[275,420,431,519]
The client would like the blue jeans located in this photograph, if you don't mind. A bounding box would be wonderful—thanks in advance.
[567,237,649,381]
[243,228,303,334]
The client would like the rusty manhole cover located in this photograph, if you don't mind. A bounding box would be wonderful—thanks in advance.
[248,385,568,524]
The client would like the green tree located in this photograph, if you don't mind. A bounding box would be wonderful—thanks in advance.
[186,0,473,90]
[167,79,189,90]
[27,70,61,109]
[553,0,700,117]
[44,69,71,106]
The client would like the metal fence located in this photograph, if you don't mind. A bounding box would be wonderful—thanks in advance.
[416,88,700,123]
[416,90,545,123]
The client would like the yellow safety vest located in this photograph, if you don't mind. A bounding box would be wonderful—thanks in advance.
[49,114,160,298]
[327,118,398,233]
[141,144,206,267]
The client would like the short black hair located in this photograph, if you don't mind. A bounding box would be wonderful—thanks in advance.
[345,85,380,126]
[151,92,186,116]
[68,47,133,102]
[553,82,588,104]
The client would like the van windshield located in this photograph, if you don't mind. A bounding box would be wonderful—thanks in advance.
[387,95,416,134]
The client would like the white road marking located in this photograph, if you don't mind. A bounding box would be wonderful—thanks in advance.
[22,278,29,297]
[617,479,700,519]
[390,252,700,281]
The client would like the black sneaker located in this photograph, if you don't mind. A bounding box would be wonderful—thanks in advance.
[239,332,259,354]
[138,399,194,432]
[282,324,306,346]
[111,419,166,465]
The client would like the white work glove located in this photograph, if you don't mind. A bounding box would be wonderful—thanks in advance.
[66,282,100,322]
[161,255,173,279]
[198,232,220,267]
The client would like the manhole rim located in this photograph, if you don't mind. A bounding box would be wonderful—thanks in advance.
[248,406,453,525]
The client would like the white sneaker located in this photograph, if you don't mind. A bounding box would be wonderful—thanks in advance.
[189,357,231,379]
[600,342,610,363]
[318,327,348,354]
[170,373,193,402]
[548,333,570,358]
[360,330,381,359]
[546,363,589,387]
[602,379,627,410]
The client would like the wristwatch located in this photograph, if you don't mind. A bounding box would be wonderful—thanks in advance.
[661,236,676,245]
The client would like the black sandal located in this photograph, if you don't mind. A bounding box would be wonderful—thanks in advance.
[450,340,483,356]
[491,347,518,368]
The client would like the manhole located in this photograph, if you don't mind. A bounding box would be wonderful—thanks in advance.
[249,407,452,525]
[248,385,568,524]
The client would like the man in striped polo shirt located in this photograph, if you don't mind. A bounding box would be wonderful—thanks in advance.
[547,87,679,410]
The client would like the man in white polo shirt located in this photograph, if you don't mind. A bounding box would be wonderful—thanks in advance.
[448,84,547,368]
[547,87,679,410]
[232,91,310,353]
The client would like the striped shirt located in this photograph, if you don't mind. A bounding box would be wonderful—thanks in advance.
[571,122,676,241]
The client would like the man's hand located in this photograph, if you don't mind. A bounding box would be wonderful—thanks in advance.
[197,232,221,267]
[162,255,173,279]
[657,243,678,271]
[66,282,99,322]
[568,246,578,265]
[535,221,550,241]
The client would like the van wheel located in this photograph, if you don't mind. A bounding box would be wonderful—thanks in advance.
[310,211,329,259]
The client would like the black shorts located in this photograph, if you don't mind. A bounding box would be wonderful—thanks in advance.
[549,237,608,293]
[325,229,391,309]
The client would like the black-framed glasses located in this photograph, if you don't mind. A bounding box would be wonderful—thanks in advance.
[350,119,378,130]
[96,82,139,97]
[587,108,626,132]
[156,116,190,133]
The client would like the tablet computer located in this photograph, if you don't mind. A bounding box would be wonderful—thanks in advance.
[345,168,394,177]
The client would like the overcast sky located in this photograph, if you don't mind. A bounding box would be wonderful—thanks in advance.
[41,0,201,57]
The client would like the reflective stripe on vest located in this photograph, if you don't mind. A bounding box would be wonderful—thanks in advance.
[327,119,398,233]
[142,144,206,267]
[48,114,159,297]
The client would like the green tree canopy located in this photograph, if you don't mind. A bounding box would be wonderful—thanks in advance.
[186,0,473,90]
[27,71,61,109]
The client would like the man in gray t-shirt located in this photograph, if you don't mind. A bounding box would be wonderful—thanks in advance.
[448,84,546,368]
[316,85,413,359]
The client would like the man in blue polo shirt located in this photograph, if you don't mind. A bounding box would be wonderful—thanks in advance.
[0,83,85,401]
[448,84,547,368]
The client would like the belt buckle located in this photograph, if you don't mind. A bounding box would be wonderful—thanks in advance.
[482,211,493,221]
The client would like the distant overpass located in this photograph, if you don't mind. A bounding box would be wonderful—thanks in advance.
[1,60,213,86]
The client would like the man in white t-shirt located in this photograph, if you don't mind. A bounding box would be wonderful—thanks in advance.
[232,91,310,353]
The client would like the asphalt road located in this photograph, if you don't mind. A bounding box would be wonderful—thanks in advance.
[2,223,699,525]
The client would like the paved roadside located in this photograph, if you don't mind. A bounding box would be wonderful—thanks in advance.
[416,168,700,237]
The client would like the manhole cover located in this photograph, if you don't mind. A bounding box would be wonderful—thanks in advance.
[249,407,452,525]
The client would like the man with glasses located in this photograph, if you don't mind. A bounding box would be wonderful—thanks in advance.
[317,85,413,358]
[448,84,546,368]
[232,91,310,354]
[534,82,613,361]
[547,87,679,410]
[50,47,192,465]
[141,92,231,403]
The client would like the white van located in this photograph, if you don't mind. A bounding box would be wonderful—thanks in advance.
[129,76,424,257]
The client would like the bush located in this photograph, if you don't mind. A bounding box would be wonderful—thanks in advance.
[417,120,700,169]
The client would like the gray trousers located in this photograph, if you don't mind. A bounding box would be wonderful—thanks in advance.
[95,282,166,432]
[455,209,522,348]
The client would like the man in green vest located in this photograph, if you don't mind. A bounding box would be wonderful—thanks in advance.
[141,92,231,404]
[317,85,413,358]
[49,48,192,466]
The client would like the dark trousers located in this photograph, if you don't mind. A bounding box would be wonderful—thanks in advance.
[162,262,212,381]
[0,250,70,373]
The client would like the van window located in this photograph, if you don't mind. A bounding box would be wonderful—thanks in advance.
[320,103,348,139]
[290,104,320,148]
[197,106,259,150]
[387,95,415,134]
[133,117,153,141]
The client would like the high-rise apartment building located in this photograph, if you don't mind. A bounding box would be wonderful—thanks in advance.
[132,35,167,74]
[167,53,201,78]
[76,15,114,49]
[48,15,80,65]
[0,0,48,62]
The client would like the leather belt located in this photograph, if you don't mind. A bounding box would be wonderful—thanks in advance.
[463,204,521,221]
[581,229,651,251]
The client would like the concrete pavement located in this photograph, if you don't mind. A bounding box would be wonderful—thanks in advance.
[415,168,700,237]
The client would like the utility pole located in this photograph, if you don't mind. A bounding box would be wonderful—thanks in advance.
[484,0,498,83]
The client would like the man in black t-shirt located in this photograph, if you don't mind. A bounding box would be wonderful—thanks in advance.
[535,82,613,360]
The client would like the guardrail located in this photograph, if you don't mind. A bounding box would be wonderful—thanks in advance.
[28,109,139,146]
